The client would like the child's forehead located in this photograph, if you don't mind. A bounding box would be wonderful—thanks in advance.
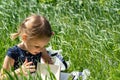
[28,37,50,47]
[28,39,43,46]
[29,37,50,43]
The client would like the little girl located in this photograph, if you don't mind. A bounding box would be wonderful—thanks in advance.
[0,14,53,79]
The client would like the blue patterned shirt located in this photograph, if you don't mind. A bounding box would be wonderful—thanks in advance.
[6,46,42,70]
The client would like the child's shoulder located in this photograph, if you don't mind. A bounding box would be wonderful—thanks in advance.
[7,45,24,55]
[7,45,19,52]
[6,46,24,60]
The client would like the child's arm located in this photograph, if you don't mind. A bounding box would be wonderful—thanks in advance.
[2,56,14,70]
[0,56,15,79]
[41,48,53,64]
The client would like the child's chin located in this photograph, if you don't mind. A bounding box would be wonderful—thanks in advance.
[32,52,39,55]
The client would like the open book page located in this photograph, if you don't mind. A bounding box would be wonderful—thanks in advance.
[37,63,60,80]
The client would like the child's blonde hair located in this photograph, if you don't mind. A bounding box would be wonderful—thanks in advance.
[11,14,52,40]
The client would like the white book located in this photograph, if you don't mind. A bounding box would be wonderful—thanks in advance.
[37,63,61,80]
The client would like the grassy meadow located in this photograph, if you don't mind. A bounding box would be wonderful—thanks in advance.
[0,0,120,80]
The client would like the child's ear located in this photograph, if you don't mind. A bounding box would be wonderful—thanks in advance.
[21,34,27,42]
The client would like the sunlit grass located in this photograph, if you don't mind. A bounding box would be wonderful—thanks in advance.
[0,0,120,80]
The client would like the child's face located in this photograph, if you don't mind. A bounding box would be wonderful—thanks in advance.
[24,37,50,55]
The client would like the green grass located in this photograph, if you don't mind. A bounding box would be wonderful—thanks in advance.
[0,0,120,80]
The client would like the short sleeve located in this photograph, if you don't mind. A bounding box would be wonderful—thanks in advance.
[6,47,18,61]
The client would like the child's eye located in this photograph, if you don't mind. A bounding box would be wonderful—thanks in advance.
[34,46,40,48]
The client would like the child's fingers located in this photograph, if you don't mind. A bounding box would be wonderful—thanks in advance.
[26,65,35,69]
[29,68,36,72]
[26,65,36,73]
[22,59,36,74]
[23,58,28,64]
[21,65,36,75]
[25,62,33,66]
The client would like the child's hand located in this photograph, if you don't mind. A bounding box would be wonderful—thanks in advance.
[21,59,36,75]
